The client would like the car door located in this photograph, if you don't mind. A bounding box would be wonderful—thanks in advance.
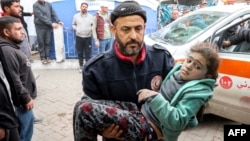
[204,15,250,125]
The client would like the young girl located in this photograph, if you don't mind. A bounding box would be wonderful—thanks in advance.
[73,42,220,141]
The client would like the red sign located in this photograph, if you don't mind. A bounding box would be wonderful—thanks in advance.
[219,76,233,89]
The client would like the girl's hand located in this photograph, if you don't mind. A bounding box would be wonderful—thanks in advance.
[137,89,158,103]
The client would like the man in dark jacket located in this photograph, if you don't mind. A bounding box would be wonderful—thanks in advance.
[73,1,174,141]
[1,0,32,61]
[0,68,20,141]
[33,0,63,64]
[222,28,250,52]
[0,16,37,141]
[20,5,33,41]
[223,29,250,47]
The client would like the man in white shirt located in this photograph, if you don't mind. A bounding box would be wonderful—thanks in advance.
[72,2,93,72]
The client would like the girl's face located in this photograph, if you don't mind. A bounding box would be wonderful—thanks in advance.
[180,52,208,81]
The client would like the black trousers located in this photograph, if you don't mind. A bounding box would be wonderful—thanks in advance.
[75,36,92,67]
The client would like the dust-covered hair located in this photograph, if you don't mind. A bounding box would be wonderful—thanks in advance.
[188,42,220,80]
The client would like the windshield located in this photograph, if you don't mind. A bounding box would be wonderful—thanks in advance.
[149,11,229,45]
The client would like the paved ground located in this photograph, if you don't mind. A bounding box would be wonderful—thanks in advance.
[32,69,82,141]
[30,55,239,141]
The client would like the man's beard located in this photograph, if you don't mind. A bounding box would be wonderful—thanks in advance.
[10,12,21,18]
[81,10,87,14]
[115,34,143,56]
[12,38,23,44]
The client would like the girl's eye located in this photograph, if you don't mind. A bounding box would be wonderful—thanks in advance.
[194,64,201,70]
[187,58,192,63]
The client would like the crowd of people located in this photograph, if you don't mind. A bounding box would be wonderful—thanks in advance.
[0,0,48,141]
[163,0,208,27]
[0,0,220,141]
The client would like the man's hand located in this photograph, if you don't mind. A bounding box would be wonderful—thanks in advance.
[58,22,64,26]
[222,40,232,47]
[25,98,34,111]
[101,124,125,140]
[0,128,5,140]
[95,40,100,47]
[52,23,59,29]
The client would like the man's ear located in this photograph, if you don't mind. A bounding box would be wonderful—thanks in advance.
[110,24,116,35]
[3,6,10,13]
[3,28,10,37]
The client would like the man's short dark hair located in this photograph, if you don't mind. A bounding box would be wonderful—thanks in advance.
[0,16,20,36]
[1,0,20,12]
[81,2,88,7]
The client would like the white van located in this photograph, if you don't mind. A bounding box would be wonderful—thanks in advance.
[145,4,250,124]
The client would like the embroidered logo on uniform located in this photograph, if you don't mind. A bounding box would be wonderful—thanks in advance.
[151,75,162,91]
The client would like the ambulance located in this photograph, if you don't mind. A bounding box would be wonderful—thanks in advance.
[145,4,250,124]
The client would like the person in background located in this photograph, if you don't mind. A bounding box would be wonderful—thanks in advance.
[200,0,207,8]
[0,15,37,141]
[222,28,250,49]
[73,1,174,141]
[182,8,190,16]
[0,19,20,141]
[1,0,42,125]
[74,42,220,141]
[0,75,20,141]
[33,0,63,64]
[20,5,32,41]
[165,9,179,26]
[92,2,113,54]
[1,0,32,61]
[0,74,20,141]
[72,2,93,73]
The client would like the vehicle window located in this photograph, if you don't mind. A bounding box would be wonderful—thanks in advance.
[219,19,250,54]
[149,11,229,45]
